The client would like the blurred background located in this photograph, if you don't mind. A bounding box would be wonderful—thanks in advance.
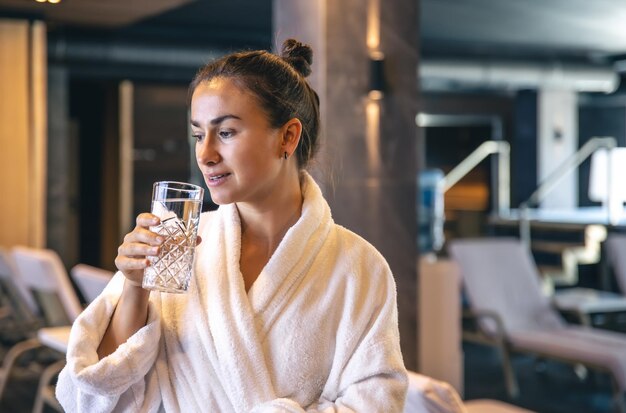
[2,1,626,412]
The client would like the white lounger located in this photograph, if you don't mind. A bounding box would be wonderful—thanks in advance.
[449,238,626,412]
[404,371,536,413]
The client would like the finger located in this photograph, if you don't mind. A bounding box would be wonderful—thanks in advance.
[136,213,160,228]
[119,242,160,258]
[124,227,164,246]
[115,256,150,271]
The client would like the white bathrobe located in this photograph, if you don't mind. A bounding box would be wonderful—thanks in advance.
[56,173,408,412]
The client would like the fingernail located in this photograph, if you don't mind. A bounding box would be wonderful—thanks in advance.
[156,237,164,244]
[151,247,159,254]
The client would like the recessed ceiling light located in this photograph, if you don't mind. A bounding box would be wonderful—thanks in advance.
[35,0,46,3]
[48,0,61,3]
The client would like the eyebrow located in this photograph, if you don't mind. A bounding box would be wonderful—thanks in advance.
[190,114,241,127]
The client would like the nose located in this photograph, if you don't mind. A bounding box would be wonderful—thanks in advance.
[196,136,220,165]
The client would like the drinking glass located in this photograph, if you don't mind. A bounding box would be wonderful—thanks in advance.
[143,181,204,293]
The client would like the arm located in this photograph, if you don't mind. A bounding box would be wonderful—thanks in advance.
[249,311,407,413]
[309,252,408,413]
[308,298,408,412]
[97,282,151,359]
[56,212,165,412]
[251,251,408,413]
[56,272,163,412]
[98,213,162,359]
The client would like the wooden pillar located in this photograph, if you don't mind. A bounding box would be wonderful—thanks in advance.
[0,19,47,248]
[274,0,419,370]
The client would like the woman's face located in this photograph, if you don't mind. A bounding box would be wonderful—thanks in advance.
[191,77,285,206]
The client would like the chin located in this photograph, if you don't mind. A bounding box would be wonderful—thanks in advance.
[211,199,232,206]
[207,190,234,206]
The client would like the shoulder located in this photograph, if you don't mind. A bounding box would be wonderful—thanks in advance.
[333,224,390,269]
[321,225,401,349]
[325,224,395,291]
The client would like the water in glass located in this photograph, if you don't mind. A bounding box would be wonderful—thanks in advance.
[143,198,201,293]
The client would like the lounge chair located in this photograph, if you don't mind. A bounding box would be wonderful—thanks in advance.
[4,247,112,412]
[70,263,113,303]
[404,370,536,413]
[0,247,40,341]
[449,238,626,412]
[32,262,112,413]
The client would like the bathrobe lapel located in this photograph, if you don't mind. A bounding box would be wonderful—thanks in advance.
[248,174,332,338]
[190,172,333,411]
[195,202,277,412]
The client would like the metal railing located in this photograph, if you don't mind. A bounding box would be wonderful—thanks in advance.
[518,136,617,246]
[442,140,510,215]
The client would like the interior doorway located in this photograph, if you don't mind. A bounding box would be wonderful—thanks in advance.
[418,113,505,243]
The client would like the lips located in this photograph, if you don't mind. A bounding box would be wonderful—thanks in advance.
[204,172,231,186]
[208,173,229,181]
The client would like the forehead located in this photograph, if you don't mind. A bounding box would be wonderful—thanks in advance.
[191,77,256,113]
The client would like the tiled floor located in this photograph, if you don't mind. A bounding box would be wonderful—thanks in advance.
[464,342,615,413]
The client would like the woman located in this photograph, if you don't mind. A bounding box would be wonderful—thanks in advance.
[57,39,408,412]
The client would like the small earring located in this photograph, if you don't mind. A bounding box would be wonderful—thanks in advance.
[284,152,288,160]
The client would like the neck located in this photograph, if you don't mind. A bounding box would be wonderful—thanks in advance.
[237,171,304,251]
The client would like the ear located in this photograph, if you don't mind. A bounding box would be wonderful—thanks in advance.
[279,118,302,158]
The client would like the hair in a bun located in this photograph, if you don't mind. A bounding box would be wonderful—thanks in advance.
[189,38,320,168]
[280,39,313,78]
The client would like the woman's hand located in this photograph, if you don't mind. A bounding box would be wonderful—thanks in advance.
[100,213,166,358]
[114,213,163,287]
[101,212,204,359]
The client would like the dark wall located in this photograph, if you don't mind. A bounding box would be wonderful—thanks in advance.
[70,80,108,267]
[132,83,193,219]
[511,90,538,207]
[578,96,626,206]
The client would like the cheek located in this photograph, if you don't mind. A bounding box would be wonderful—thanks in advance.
[235,150,272,177]
[194,143,203,165]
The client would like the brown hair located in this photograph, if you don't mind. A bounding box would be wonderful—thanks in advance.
[189,39,320,168]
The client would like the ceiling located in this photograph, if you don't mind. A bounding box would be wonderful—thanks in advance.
[421,0,626,63]
[0,0,195,27]
[2,0,626,76]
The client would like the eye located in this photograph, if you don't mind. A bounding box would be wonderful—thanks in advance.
[219,129,235,140]
[192,133,204,142]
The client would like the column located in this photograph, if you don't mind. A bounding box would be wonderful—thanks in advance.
[512,90,539,207]
[538,89,578,209]
[274,0,419,369]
